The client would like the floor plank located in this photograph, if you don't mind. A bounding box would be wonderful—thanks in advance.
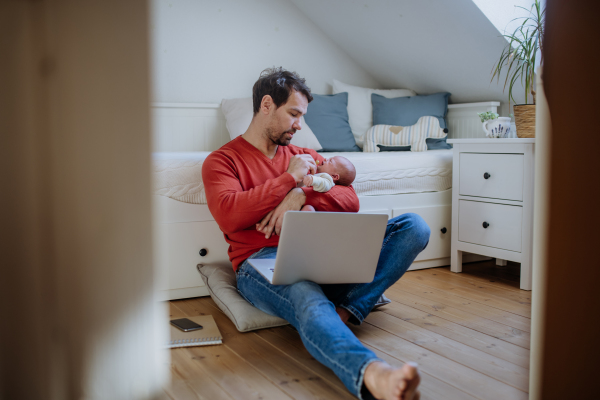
[434,265,523,291]
[174,299,355,400]
[379,300,530,368]
[362,342,478,400]
[363,311,529,391]
[350,322,528,400]
[170,352,234,400]
[389,279,531,336]
[410,267,532,306]
[169,303,295,400]
[165,261,531,399]
[399,270,532,318]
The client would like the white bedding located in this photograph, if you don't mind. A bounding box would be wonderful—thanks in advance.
[153,150,453,204]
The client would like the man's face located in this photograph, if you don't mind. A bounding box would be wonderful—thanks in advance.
[265,90,308,146]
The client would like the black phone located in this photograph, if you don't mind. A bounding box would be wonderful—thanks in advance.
[170,318,203,332]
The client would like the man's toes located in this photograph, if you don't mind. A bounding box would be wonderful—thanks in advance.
[400,363,420,399]
[407,390,420,400]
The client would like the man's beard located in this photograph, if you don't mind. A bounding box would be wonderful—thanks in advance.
[266,127,295,146]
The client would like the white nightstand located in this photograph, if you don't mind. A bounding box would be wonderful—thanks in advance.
[447,138,535,290]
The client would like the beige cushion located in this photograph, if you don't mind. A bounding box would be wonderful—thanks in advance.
[220,97,322,151]
[197,264,289,332]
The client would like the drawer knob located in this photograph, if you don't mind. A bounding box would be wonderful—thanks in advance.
[199,248,208,257]
[482,222,490,229]
[483,172,491,179]
[440,227,447,234]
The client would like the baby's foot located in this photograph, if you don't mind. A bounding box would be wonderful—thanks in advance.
[300,205,315,212]
[364,361,420,400]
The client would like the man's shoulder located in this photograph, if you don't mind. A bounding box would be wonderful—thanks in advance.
[206,137,245,161]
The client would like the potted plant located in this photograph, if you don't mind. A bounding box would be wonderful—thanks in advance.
[491,0,545,138]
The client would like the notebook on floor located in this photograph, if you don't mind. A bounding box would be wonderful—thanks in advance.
[167,315,222,348]
[248,211,388,285]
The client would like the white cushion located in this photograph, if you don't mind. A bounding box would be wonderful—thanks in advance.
[220,97,322,151]
[332,79,416,148]
[363,116,447,153]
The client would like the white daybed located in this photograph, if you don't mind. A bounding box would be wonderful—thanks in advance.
[153,101,500,300]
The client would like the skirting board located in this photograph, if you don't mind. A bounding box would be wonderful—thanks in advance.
[159,285,209,301]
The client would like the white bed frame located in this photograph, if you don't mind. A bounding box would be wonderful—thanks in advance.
[153,101,500,300]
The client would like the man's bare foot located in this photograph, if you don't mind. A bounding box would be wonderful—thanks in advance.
[335,306,351,324]
[363,361,420,400]
[301,205,315,212]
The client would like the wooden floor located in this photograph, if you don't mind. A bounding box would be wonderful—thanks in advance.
[166,261,531,400]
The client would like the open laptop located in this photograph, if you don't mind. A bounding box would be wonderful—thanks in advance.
[247,211,388,285]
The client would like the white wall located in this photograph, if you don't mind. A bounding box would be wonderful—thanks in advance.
[289,0,531,117]
[151,0,380,103]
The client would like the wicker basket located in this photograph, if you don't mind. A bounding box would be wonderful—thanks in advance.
[513,104,536,138]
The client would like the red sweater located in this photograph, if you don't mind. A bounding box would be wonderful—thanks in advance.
[202,136,360,270]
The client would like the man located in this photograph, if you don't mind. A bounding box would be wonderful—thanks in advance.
[202,67,429,400]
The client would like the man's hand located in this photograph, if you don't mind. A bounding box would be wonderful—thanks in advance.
[303,175,314,187]
[287,154,317,183]
[256,188,306,239]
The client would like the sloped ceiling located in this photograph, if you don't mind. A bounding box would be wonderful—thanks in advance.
[289,0,528,107]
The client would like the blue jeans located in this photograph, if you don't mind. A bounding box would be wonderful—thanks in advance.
[236,213,430,399]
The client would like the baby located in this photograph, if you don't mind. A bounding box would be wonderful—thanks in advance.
[301,156,356,212]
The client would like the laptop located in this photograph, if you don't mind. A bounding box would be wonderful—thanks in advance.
[247,211,388,285]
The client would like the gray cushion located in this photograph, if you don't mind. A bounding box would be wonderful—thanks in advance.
[304,92,361,152]
[426,137,453,150]
[376,144,412,152]
[197,264,289,332]
[372,92,451,129]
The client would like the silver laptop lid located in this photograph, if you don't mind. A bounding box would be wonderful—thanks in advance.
[270,212,388,285]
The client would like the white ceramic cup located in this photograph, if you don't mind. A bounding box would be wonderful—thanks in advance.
[482,117,512,138]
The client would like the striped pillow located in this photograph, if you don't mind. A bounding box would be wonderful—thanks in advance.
[363,116,447,152]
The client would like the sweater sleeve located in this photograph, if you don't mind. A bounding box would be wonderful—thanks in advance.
[300,184,360,212]
[202,152,297,234]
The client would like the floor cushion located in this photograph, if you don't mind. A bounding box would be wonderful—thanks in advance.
[197,264,392,332]
[197,264,289,332]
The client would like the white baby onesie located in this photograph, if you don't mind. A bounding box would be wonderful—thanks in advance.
[308,173,335,192]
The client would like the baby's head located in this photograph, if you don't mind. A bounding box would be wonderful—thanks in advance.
[317,156,356,186]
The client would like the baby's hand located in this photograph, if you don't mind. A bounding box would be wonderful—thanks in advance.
[303,175,313,187]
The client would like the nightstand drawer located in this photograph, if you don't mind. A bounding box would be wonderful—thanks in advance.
[459,153,524,201]
[458,200,522,252]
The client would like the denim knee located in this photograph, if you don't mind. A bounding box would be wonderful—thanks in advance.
[288,281,334,318]
[391,213,430,251]
[408,213,431,250]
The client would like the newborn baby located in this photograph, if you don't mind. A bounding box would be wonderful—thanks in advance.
[301,156,356,212]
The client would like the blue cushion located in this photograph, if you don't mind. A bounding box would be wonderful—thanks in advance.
[376,145,412,152]
[304,93,361,152]
[372,92,451,129]
[426,137,453,150]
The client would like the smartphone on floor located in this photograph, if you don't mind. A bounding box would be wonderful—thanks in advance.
[170,318,203,332]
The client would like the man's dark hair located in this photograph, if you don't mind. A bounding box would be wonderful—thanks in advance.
[252,67,313,115]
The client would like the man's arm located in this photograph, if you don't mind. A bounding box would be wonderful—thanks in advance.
[202,152,316,234]
[257,179,360,238]
[301,184,360,212]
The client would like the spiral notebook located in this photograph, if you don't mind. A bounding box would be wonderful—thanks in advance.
[167,315,222,348]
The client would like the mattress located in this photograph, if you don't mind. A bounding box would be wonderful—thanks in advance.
[153,150,453,204]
